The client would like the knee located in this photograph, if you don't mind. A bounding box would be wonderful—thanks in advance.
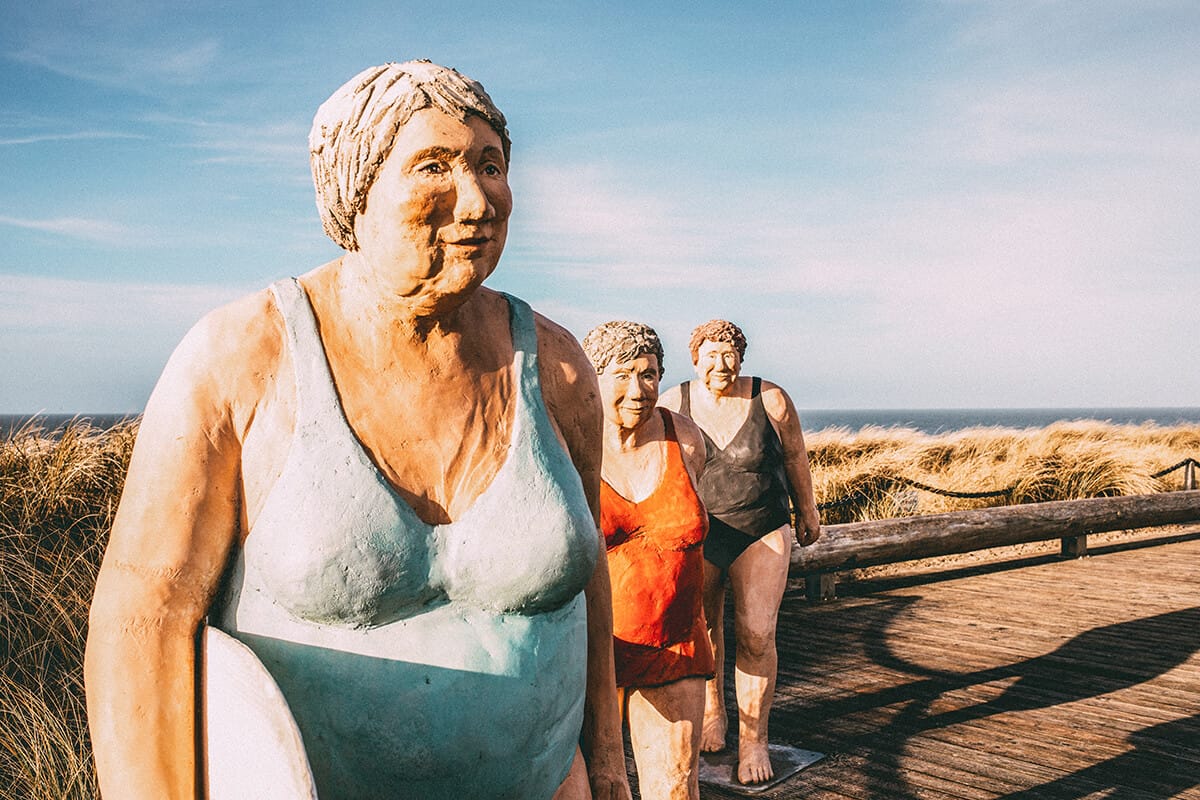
[735,626,776,661]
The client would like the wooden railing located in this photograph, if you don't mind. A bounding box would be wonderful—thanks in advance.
[792,490,1200,601]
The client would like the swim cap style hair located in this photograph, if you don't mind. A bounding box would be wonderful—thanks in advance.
[582,321,665,376]
[309,60,511,250]
[688,319,747,364]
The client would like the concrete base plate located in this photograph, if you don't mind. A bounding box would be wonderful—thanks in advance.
[698,744,824,795]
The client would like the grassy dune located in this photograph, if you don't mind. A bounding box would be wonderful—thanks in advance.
[808,420,1200,524]
[1,420,135,799]
[1,417,1197,798]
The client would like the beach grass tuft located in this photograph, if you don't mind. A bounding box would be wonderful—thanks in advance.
[2,419,135,800]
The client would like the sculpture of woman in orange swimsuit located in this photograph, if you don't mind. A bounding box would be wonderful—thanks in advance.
[583,321,713,800]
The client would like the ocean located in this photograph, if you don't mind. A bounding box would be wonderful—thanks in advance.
[4,408,1200,439]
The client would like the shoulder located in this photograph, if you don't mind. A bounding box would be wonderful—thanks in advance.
[664,409,704,452]
[663,409,707,478]
[531,309,598,402]
[151,285,286,440]
[658,382,686,412]
[757,377,796,419]
[528,305,602,448]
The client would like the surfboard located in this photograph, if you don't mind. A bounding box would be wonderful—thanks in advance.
[200,626,319,799]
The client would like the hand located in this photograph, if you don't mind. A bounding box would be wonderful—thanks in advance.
[795,510,821,546]
[587,750,632,800]
[590,771,633,800]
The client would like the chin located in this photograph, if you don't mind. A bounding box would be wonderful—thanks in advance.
[425,262,495,306]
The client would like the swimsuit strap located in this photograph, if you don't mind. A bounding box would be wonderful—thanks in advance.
[659,406,679,443]
[269,277,343,428]
[751,376,762,398]
[679,381,692,417]
[499,292,543,432]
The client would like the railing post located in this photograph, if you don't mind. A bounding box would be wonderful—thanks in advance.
[805,573,836,603]
[1061,535,1088,558]
[1186,461,1196,491]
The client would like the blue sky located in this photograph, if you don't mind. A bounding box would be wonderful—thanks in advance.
[2,1,1198,414]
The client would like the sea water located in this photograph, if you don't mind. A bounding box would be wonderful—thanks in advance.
[798,408,1200,435]
[5,408,1200,439]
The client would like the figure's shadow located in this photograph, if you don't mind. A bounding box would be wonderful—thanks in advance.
[764,599,1200,800]
[990,712,1200,799]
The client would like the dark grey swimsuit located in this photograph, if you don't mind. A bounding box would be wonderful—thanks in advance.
[679,377,792,570]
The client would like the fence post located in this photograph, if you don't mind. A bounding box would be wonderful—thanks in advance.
[805,573,836,603]
[1186,461,1196,491]
[1061,535,1088,558]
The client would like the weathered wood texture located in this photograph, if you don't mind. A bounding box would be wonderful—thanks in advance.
[652,527,1200,799]
[792,491,1200,574]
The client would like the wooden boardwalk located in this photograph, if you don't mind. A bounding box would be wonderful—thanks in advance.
[629,526,1200,799]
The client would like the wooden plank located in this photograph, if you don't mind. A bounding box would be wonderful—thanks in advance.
[676,536,1200,800]
[792,491,1200,573]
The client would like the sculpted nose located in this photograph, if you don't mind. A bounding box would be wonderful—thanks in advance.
[454,168,493,221]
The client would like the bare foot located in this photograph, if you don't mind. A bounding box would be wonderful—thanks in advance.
[737,741,773,785]
[699,707,727,752]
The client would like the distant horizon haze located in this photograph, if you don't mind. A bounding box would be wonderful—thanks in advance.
[7,407,1200,439]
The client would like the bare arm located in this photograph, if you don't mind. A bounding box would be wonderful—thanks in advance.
[536,315,632,800]
[760,381,821,545]
[85,297,274,798]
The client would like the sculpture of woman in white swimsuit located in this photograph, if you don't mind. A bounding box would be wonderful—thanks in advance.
[85,60,631,800]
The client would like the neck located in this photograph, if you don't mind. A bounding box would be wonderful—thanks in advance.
[604,413,661,452]
[334,253,475,340]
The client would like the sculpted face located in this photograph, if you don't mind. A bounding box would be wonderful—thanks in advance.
[353,108,512,312]
[694,339,741,394]
[598,354,661,431]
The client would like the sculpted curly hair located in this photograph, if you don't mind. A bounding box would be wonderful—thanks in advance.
[582,321,665,376]
[309,60,511,251]
[687,319,746,364]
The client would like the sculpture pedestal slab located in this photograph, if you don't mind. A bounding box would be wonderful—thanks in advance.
[698,744,824,795]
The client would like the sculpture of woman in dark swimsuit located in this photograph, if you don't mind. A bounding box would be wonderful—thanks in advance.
[659,319,821,786]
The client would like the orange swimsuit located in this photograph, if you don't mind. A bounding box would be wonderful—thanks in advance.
[601,409,715,688]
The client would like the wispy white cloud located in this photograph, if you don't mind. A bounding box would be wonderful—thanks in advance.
[0,273,249,332]
[0,273,253,412]
[0,215,134,245]
[9,37,223,90]
[147,114,309,168]
[0,130,148,146]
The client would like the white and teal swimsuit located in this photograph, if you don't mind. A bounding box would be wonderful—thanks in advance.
[211,279,598,799]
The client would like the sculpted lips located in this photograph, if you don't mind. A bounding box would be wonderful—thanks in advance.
[442,228,493,248]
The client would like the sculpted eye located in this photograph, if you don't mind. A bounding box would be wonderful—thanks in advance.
[417,161,448,175]
[482,162,504,177]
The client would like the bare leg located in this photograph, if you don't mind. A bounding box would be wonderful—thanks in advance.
[699,560,727,752]
[728,525,790,785]
[627,678,705,800]
[552,747,593,800]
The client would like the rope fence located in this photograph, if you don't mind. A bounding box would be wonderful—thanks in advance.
[815,457,1199,512]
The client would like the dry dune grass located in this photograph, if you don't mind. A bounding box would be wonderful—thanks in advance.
[807,420,1198,524]
[1,419,135,800]
[0,417,1197,798]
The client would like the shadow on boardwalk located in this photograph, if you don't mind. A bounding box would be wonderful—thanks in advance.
[686,534,1200,799]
